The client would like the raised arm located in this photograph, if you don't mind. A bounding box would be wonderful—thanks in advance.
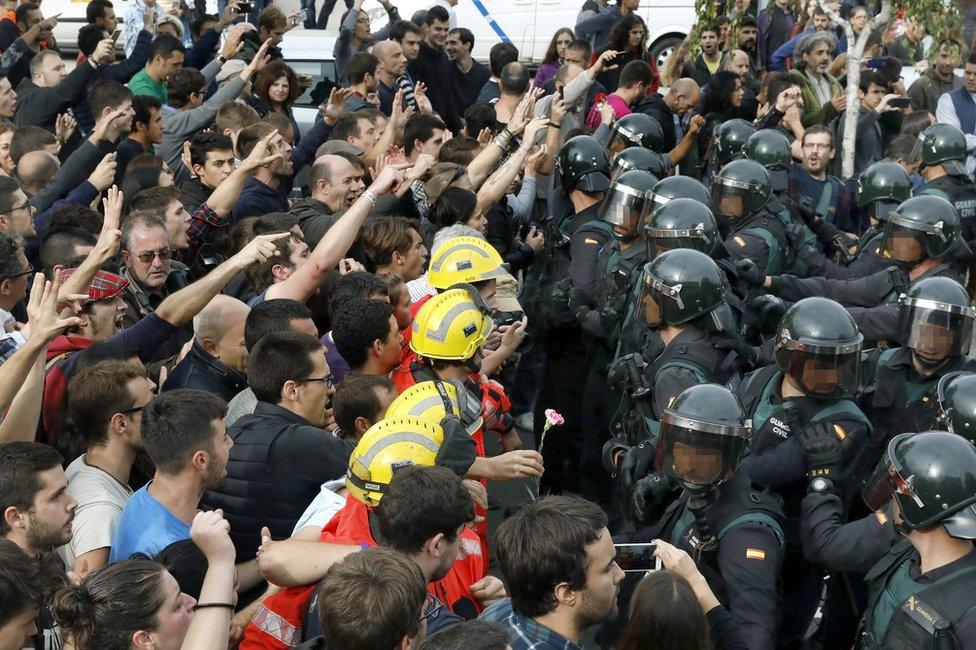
[475,118,546,217]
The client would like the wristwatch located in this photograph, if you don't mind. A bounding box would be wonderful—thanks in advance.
[809,476,834,493]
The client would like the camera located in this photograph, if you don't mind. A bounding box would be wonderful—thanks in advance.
[237,1,255,13]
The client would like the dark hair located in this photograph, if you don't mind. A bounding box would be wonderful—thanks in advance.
[450,27,475,51]
[701,69,742,119]
[403,113,447,156]
[0,539,44,627]
[333,374,395,437]
[52,559,168,650]
[463,103,497,138]
[541,27,574,65]
[330,112,367,144]
[488,42,519,77]
[15,3,38,25]
[740,13,758,29]
[244,298,313,350]
[167,67,206,107]
[131,94,162,131]
[801,123,834,147]
[376,466,474,554]
[247,331,323,403]
[415,620,511,650]
[78,23,109,57]
[41,226,97,279]
[251,212,298,236]
[188,131,234,168]
[86,0,113,23]
[429,187,477,230]
[0,176,19,215]
[494,495,608,617]
[567,38,592,61]
[858,69,887,94]
[237,121,276,159]
[619,59,653,89]
[427,4,449,24]
[899,110,934,138]
[439,135,480,165]
[607,14,647,52]
[10,126,56,166]
[190,12,217,38]
[0,442,64,536]
[616,571,713,650]
[500,62,530,95]
[969,50,976,66]
[332,298,394,370]
[121,168,170,207]
[255,60,301,106]
[149,33,185,62]
[141,389,227,474]
[347,52,380,86]
[258,5,288,31]
[67,361,147,449]
[0,231,23,279]
[410,9,428,27]
[763,71,795,106]
[87,79,132,123]
[390,19,422,42]
[325,270,389,318]
[359,216,419,269]
[316,548,426,650]
[886,133,922,163]
[73,340,139,374]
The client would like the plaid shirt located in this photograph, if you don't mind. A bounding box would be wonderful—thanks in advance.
[479,600,584,650]
[187,203,223,250]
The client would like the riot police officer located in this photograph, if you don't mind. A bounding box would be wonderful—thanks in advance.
[919,371,976,442]
[528,135,613,495]
[641,174,711,229]
[711,158,794,275]
[570,168,658,504]
[632,383,785,650]
[856,276,976,494]
[606,112,665,155]
[917,123,976,246]
[800,430,976,649]
[610,146,667,182]
[703,118,756,183]
[735,296,872,647]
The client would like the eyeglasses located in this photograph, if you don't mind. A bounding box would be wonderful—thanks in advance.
[301,374,335,389]
[133,248,173,264]
[118,402,150,416]
[0,200,30,215]
[2,263,32,280]
[802,142,832,150]
[420,594,443,623]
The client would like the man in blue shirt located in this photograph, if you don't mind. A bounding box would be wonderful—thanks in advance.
[110,388,231,562]
[481,496,625,649]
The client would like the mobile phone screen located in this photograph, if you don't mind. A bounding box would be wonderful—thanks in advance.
[614,543,661,573]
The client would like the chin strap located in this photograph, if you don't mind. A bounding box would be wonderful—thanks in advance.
[686,485,718,560]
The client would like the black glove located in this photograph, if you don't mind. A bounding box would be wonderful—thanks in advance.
[620,439,655,497]
[630,471,679,524]
[785,221,813,252]
[733,258,765,287]
[751,294,790,324]
[436,415,477,477]
[797,421,843,482]
[714,333,759,370]
[568,286,591,320]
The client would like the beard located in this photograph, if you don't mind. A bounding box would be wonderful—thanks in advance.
[574,588,619,630]
[26,514,71,552]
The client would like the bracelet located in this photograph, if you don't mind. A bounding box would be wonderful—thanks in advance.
[361,189,377,206]
[193,603,235,611]
[547,121,562,128]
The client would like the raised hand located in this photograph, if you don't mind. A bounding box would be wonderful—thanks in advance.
[91,38,114,66]
[87,152,117,191]
[189,509,236,563]
[320,87,352,123]
[239,129,284,172]
[232,232,290,268]
[368,163,410,195]
[55,113,76,145]
[26,275,81,344]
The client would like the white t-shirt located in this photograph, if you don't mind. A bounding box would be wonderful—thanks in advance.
[291,479,347,536]
[58,455,133,569]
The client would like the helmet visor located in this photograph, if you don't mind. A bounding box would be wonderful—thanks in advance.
[654,412,750,488]
[711,182,748,221]
[636,279,662,327]
[598,185,646,235]
[880,221,926,262]
[774,345,861,398]
[607,131,632,156]
[862,450,923,515]
[898,297,975,359]
[643,222,713,258]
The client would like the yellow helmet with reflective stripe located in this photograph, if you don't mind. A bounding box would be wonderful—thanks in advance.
[346,416,444,507]
[427,237,506,290]
[409,287,492,361]
[385,379,484,436]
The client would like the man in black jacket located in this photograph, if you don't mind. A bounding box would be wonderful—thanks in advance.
[408,5,461,133]
[635,78,701,159]
[163,295,250,401]
[202,330,356,561]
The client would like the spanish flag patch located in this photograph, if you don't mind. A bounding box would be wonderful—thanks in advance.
[833,424,846,441]
[584,237,599,245]
[746,548,766,561]
[875,511,888,526]
[733,235,746,247]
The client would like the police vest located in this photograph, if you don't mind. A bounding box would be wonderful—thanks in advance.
[859,540,976,649]
[731,209,794,275]
[652,471,784,604]
[919,177,976,241]
[645,327,741,390]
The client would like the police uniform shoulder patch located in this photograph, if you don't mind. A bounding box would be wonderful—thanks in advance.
[874,510,888,526]
[584,237,599,245]
[745,548,766,561]
[833,424,846,441]
[733,235,746,247]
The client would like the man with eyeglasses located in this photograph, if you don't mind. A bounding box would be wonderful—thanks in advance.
[203,330,355,561]
[119,212,188,332]
[61,360,156,575]
[0,176,36,238]
[788,125,850,232]
[0,232,30,330]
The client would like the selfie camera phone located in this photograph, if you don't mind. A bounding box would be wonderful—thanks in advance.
[614,543,661,573]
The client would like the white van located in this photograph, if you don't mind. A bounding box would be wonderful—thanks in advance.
[364,0,695,67]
